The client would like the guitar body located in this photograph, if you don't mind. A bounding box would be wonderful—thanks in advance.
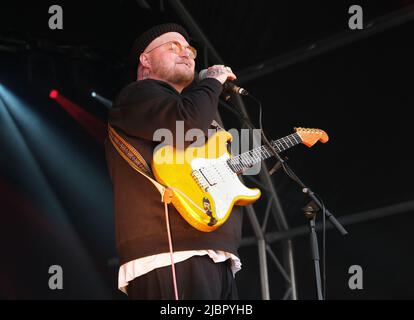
[151,130,261,232]
[151,126,328,232]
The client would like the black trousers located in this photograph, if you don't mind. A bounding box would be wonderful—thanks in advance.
[127,255,239,300]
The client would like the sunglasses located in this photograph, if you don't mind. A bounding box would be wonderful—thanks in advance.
[144,40,197,59]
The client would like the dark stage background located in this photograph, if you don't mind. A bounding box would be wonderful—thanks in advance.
[1,0,414,299]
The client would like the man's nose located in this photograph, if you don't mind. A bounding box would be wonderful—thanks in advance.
[180,50,190,58]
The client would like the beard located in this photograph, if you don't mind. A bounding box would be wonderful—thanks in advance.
[152,60,195,88]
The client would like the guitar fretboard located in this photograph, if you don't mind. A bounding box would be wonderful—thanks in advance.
[227,133,302,173]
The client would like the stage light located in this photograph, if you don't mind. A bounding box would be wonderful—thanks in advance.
[49,90,59,99]
[90,91,113,109]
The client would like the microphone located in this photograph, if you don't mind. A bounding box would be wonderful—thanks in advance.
[198,69,249,96]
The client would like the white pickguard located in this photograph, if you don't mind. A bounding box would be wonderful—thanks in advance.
[191,154,260,219]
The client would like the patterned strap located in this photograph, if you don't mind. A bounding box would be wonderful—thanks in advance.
[108,124,167,199]
[108,124,152,175]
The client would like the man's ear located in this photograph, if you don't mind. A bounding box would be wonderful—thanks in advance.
[139,53,151,68]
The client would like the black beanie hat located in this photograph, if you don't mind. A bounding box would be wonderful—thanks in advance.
[129,23,190,70]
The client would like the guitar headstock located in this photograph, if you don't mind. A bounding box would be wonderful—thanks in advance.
[295,127,329,147]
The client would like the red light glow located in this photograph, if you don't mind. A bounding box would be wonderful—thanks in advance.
[49,90,58,99]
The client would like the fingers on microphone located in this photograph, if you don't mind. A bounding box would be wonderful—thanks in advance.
[219,66,236,78]
[227,72,237,81]
[208,65,236,80]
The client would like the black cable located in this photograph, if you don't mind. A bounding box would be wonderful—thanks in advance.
[313,192,327,300]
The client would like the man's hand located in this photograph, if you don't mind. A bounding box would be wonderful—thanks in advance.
[204,65,237,84]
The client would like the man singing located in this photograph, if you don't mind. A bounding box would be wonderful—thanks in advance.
[105,23,242,299]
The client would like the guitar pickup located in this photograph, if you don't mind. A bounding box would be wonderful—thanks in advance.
[198,168,217,187]
[191,170,209,191]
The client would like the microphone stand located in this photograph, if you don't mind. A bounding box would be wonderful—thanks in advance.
[223,93,348,300]
[303,201,323,300]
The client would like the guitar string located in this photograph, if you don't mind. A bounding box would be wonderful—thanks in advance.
[228,133,301,172]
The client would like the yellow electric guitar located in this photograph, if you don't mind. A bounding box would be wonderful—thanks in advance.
[151,127,329,232]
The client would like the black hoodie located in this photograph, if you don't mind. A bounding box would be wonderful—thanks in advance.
[105,78,243,266]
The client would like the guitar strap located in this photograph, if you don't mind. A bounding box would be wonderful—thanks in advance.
[107,124,178,300]
[107,124,168,199]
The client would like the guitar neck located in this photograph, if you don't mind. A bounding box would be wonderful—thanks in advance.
[227,133,302,173]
